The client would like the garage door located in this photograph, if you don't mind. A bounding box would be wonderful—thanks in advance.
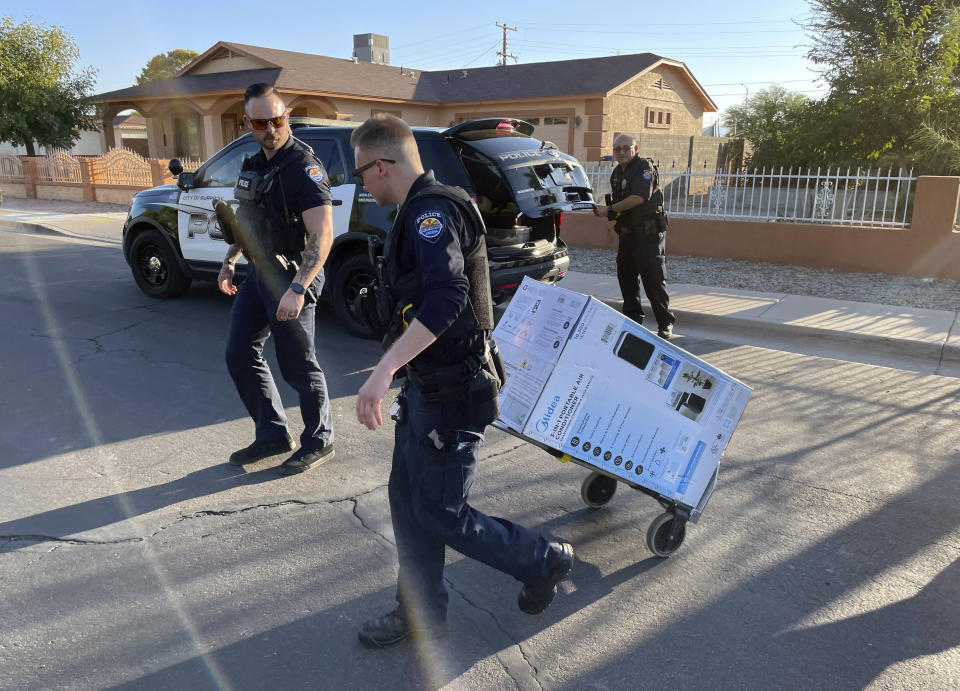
[531,116,570,153]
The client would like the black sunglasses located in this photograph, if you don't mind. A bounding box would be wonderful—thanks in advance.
[351,158,396,186]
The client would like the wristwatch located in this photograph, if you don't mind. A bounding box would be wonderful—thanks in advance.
[289,281,306,295]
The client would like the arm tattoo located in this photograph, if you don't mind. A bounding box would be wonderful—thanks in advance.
[224,243,242,265]
[299,234,321,274]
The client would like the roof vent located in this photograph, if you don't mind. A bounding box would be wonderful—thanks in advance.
[461,70,468,79]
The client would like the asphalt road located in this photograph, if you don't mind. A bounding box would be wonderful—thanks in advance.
[1,228,958,690]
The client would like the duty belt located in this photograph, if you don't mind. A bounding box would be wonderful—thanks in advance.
[405,349,488,402]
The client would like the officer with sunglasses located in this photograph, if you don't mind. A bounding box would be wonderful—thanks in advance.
[218,82,336,475]
[593,134,676,339]
[350,114,574,649]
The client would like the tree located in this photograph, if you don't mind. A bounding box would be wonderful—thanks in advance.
[800,0,960,168]
[0,16,97,156]
[135,49,199,84]
[721,86,809,169]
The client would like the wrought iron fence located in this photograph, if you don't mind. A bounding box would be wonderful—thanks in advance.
[0,154,24,180]
[90,147,152,187]
[582,162,917,228]
[35,149,82,183]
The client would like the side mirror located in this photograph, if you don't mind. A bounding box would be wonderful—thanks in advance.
[329,172,345,187]
[168,158,183,177]
[177,172,196,190]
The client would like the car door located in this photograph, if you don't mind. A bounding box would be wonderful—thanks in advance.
[297,136,352,239]
[177,139,260,266]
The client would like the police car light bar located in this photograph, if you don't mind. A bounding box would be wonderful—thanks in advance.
[496,120,516,131]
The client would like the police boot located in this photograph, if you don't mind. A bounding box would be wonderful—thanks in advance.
[358,608,446,649]
[517,542,575,615]
[228,433,295,466]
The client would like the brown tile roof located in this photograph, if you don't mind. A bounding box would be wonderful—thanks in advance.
[96,42,712,109]
[112,114,147,128]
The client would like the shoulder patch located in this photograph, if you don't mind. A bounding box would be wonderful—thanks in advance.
[415,210,445,243]
[304,164,324,184]
[642,172,652,180]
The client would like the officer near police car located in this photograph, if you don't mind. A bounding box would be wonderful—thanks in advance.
[593,133,676,338]
[351,114,575,648]
[217,83,336,475]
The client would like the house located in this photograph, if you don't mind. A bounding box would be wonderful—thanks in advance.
[94,37,717,162]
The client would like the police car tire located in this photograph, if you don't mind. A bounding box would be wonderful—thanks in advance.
[130,229,191,299]
[330,253,378,339]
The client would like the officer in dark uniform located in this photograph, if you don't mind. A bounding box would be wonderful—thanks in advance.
[594,134,676,338]
[351,114,574,648]
[217,83,336,475]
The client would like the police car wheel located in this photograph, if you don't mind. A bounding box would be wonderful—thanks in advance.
[331,253,378,339]
[130,229,191,299]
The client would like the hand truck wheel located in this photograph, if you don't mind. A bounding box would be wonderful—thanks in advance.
[646,511,686,558]
[580,471,618,508]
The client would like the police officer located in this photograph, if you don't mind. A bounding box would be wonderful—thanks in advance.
[594,134,676,339]
[351,114,574,648]
[218,83,335,475]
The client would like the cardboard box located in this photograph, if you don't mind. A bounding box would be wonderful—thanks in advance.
[493,277,752,509]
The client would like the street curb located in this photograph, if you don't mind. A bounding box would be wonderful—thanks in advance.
[594,294,946,369]
[0,217,63,236]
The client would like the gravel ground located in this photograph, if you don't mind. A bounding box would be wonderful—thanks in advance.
[570,247,960,312]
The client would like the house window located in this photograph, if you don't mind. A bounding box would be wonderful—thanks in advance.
[543,116,568,125]
[646,108,672,130]
[526,117,540,125]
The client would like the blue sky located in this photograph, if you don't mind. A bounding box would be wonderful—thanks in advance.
[6,0,822,123]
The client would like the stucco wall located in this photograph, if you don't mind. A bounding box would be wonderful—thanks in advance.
[35,184,84,202]
[0,182,27,198]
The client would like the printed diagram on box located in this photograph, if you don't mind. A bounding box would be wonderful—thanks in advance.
[665,364,724,424]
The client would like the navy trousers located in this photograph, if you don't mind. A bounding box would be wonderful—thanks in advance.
[224,264,333,450]
[388,382,557,628]
[616,227,676,330]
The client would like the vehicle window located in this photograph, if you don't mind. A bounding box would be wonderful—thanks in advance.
[197,141,260,188]
[300,137,347,186]
[417,139,473,191]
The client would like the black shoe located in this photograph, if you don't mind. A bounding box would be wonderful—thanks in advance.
[228,434,295,466]
[279,445,335,475]
[658,324,674,339]
[358,609,446,649]
[518,542,575,615]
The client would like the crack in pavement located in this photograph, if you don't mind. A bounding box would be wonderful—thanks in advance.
[345,487,544,690]
[484,441,529,460]
[444,578,544,691]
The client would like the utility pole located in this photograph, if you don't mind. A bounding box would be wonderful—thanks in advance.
[496,22,517,66]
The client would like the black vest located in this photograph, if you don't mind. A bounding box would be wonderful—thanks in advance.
[610,156,664,227]
[384,182,494,367]
[234,138,318,258]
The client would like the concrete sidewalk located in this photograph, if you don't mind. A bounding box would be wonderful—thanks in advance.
[2,201,958,376]
[561,271,960,377]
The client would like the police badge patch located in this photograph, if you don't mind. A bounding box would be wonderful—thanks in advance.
[642,172,652,180]
[304,165,324,183]
[416,211,444,243]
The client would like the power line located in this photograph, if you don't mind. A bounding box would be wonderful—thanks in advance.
[514,18,804,27]
[462,41,501,69]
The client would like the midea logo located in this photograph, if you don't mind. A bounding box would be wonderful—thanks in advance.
[535,395,562,433]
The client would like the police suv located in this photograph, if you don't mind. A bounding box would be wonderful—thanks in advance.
[121,118,594,337]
